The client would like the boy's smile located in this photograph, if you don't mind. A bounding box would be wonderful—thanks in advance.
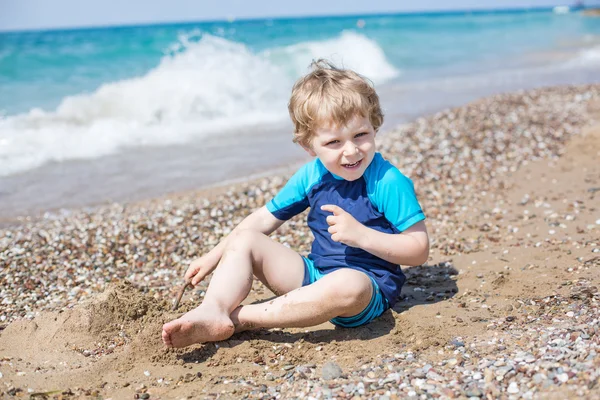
[303,114,377,181]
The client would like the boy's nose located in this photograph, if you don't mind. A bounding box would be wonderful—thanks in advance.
[342,142,359,156]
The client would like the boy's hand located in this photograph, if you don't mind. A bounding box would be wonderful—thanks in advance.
[321,204,366,248]
[184,255,217,286]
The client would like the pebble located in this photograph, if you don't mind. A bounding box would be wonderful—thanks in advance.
[466,387,483,397]
[507,382,520,394]
[322,362,343,380]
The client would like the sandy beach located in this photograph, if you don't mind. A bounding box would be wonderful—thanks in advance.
[1,84,599,399]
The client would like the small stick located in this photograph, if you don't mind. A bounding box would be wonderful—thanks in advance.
[172,281,192,311]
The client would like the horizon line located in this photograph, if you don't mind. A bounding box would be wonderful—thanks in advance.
[0,4,590,34]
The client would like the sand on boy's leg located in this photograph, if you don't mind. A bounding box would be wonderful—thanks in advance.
[161,230,373,348]
[231,268,373,332]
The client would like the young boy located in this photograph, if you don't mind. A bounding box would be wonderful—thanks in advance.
[162,60,429,348]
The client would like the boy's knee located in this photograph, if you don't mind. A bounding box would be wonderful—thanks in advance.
[226,229,263,252]
[328,270,372,308]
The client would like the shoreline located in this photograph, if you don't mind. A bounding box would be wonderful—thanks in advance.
[0,156,309,229]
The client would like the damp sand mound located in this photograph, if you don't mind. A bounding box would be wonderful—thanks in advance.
[0,281,172,364]
[0,282,200,397]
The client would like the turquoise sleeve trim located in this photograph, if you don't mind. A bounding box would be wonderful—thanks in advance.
[395,210,426,232]
[266,200,278,214]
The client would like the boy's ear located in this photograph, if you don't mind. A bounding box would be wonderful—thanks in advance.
[301,144,317,157]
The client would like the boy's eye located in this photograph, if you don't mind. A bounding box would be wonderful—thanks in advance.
[355,132,368,138]
[325,140,339,146]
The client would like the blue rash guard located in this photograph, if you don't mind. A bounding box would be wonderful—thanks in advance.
[266,152,425,307]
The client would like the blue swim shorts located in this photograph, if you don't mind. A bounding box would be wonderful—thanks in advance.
[301,256,389,328]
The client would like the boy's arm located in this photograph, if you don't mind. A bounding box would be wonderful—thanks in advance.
[321,204,429,266]
[358,221,429,266]
[185,206,285,285]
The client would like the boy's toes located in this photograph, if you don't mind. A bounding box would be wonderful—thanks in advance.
[161,308,235,348]
[162,324,174,347]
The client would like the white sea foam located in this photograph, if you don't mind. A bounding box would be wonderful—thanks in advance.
[568,45,600,66]
[261,30,400,84]
[0,31,399,176]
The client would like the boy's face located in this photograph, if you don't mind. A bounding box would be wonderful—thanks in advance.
[303,114,377,181]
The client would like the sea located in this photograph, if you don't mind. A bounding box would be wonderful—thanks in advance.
[1,8,599,220]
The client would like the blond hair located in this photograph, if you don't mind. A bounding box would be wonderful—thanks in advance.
[288,59,384,148]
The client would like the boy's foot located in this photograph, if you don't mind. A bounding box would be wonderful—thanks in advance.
[162,306,235,348]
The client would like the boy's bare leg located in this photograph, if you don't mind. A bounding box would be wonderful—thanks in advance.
[162,230,306,348]
[231,268,373,331]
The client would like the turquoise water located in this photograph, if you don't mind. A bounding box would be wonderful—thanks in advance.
[2,10,600,115]
[0,11,597,112]
[0,8,599,217]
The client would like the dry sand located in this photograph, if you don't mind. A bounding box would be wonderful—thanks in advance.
[0,85,599,399]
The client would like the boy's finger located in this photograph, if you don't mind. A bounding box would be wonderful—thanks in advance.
[321,204,343,215]
[326,215,336,226]
[184,268,198,281]
[191,274,204,286]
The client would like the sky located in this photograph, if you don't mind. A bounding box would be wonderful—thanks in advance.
[0,0,587,32]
